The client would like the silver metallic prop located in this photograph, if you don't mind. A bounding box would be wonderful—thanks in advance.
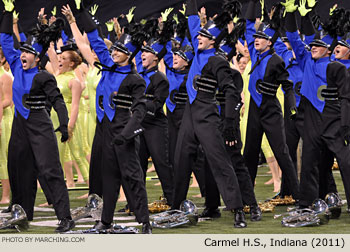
[274,199,331,227]
[65,224,139,234]
[71,194,103,221]
[150,200,198,228]
[325,193,342,219]
[0,204,28,232]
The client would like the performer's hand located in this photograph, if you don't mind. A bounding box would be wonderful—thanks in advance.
[112,134,126,145]
[339,126,350,146]
[68,125,74,142]
[298,0,312,17]
[13,10,19,22]
[74,0,81,10]
[62,5,76,24]
[89,4,99,16]
[105,19,114,32]
[281,0,297,17]
[161,8,174,22]
[307,0,317,8]
[126,6,136,23]
[290,106,298,120]
[223,118,239,147]
[55,126,69,142]
[2,0,15,12]
[51,6,56,16]
[329,4,337,16]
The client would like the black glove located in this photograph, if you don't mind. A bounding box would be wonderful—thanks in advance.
[339,126,350,146]
[112,134,126,145]
[223,118,239,145]
[55,126,69,142]
[290,106,298,120]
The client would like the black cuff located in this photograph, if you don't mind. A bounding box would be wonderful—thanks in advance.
[0,11,13,34]
[78,9,97,33]
[285,12,298,33]
[186,0,198,16]
[300,14,315,36]
[245,1,257,21]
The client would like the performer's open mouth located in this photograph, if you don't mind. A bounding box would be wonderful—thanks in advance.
[21,59,27,67]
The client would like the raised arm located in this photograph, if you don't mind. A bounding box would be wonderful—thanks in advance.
[62,5,98,68]
[0,7,21,71]
[68,78,83,140]
[186,0,200,52]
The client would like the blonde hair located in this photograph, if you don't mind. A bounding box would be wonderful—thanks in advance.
[66,50,82,70]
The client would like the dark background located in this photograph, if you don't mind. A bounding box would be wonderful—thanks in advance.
[1,0,349,36]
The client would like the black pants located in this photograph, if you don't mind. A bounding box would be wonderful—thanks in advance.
[168,106,206,197]
[88,118,103,197]
[282,97,337,198]
[172,100,243,210]
[300,99,350,206]
[243,97,299,200]
[204,121,257,208]
[100,115,149,224]
[139,117,174,204]
[8,111,70,221]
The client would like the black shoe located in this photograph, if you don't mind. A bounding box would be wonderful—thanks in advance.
[142,222,152,234]
[93,220,112,231]
[117,205,129,213]
[250,205,262,221]
[55,218,75,233]
[199,208,221,218]
[1,204,12,213]
[234,209,247,228]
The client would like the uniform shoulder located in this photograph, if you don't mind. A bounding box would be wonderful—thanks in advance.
[151,70,168,83]
[35,70,55,81]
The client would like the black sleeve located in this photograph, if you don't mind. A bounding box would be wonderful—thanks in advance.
[300,13,315,36]
[212,57,241,120]
[108,29,116,44]
[120,75,147,140]
[77,9,97,33]
[38,71,69,129]
[186,0,198,16]
[328,62,350,127]
[274,56,296,114]
[245,0,258,21]
[146,73,169,116]
[284,12,298,33]
[0,11,13,34]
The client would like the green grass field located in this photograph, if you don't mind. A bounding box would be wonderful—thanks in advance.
[1,164,349,234]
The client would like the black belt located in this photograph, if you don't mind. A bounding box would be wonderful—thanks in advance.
[111,93,133,110]
[216,92,225,105]
[22,95,46,110]
[145,94,154,101]
[256,80,279,96]
[98,95,104,111]
[193,76,217,94]
[321,87,339,101]
[294,81,302,96]
[170,90,188,105]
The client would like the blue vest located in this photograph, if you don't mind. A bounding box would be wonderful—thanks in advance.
[248,49,273,107]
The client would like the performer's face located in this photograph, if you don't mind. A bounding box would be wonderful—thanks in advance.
[58,51,75,74]
[197,34,215,50]
[173,54,188,70]
[111,49,129,66]
[334,44,350,60]
[141,51,158,69]
[311,46,330,60]
[254,37,271,53]
[20,51,38,70]
[237,56,248,74]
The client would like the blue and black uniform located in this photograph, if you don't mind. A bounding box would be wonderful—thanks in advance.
[80,9,150,226]
[135,49,174,205]
[285,10,350,207]
[243,1,299,201]
[163,40,206,198]
[172,0,244,217]
[0,12,71,222]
